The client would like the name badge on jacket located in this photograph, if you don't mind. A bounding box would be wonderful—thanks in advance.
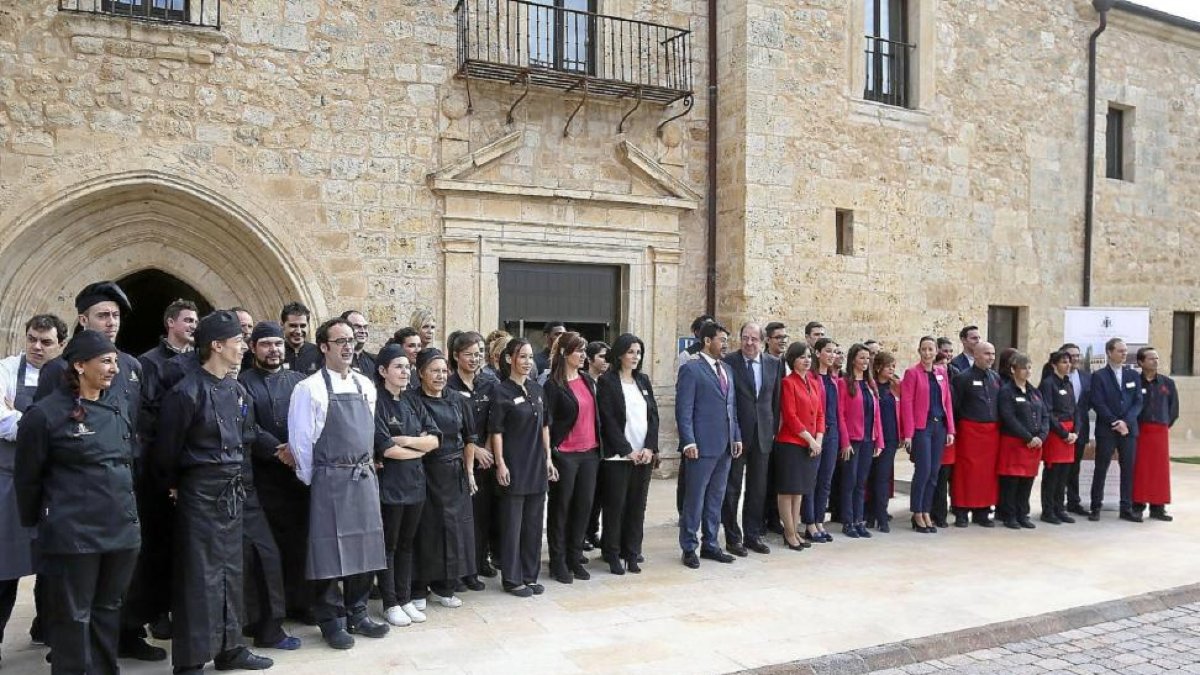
[935,374,944,381]
[1059,389,1067,395]
[972,380,983,387]
[1125,381,1135,389]
[513,396,526,405]
[1015,396,1026,403]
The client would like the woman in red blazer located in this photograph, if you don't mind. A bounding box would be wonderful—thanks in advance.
[900,336,956,533]
[775,342,824,551]
[836,344,884,539]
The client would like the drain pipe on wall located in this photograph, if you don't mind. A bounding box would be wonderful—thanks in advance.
[1083,0,1114,307]
[704,0,718,316]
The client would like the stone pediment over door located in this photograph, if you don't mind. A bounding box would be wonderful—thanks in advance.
[427,131,701,212]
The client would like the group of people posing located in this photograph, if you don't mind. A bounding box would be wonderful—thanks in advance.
[0,285,1181,674]
[671,317,1178,568]
[0,282,659,674]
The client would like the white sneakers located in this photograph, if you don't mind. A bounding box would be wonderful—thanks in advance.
[384,606,411,627]
[429,592,463,608]
[400,602,426,623]
[411,598,426,611]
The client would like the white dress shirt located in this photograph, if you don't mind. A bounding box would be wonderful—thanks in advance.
[0,354,40,442]
[287,367,378,485]
[1069,369,1082,404]
[1110,363,1123,388]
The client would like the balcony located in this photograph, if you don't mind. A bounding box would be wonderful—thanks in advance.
[454,0,693,108]
[58,0,221,29]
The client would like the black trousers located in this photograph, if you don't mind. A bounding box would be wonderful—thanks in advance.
[1040,463,1071,516]
[380,502,424,608]
[586,470,603,543]
[675,447,687,516]
[1092,433,1137,512]
[311,573,372,624]
[763,451,781,532]
[1066,434,1089,509]
[121,475,173,639]
[499,492,545,587]
[931,465,953,522]
[547,450,599,575]
[600,460,652,562]
[255,474,312,616]
[997,476,1034,522]
[42,548,138,675]
[472,466,501,575]
[722,443,771,545]
[0,578,16,645]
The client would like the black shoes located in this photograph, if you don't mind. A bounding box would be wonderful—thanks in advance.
[606,556,626,575]
[1068,504,1090,517]
[681,550,700,569]
[746,538,771,554]
[1150,507,1174,522]
[571,565,591,581]
[700,548,735,563]
[625,559,642,574]
[528,583,545,595]
[478,561,498,578]
[149,614,173,641]
[854,524,872,538]
[1119,511,1144,523]
[318,618,355,650]
[348,613,389,638]
[973,514,995,528]
[463,575,486,591]
[551,568,574,584]
[1056,509,1076,524]
[1040,513,1062,525]
[1003,518,1021,530]
[214,647,273,671]
[954,513,969,528]
[1018,518,1037,529]
[1088,509,1101,521]
[933,518,949,529]
[843,524,861,538]
[119,636,167,662]
[727,542,749,557]
[504,583,535,597]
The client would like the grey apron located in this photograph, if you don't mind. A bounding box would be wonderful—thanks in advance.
[305,369,386,580]
[1,356,37,580]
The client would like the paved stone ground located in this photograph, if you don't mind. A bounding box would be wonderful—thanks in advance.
[870,603,1200,675]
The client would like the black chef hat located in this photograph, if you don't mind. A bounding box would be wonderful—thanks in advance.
[250,321,284,343]
[414,347,445,372]
[63,330,118,365]
[74,281,132,316]
[195,310,242,347]
[376,344,407,369]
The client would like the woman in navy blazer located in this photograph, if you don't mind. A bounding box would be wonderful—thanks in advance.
[595,333,659,574]
[900,336,956,534]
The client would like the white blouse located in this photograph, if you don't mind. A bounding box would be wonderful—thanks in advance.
[615,379,649,461]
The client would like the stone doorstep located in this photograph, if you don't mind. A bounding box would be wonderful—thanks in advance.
[739,583,1200,675]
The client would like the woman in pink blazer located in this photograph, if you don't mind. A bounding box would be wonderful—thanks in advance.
[836,344,884,539]
[900,336,957,533]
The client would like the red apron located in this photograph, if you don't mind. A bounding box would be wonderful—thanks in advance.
[941,440,956,465]
[1133,422,1171,505]
[996,434,1042,477]
[1042,420,1075,465]
[951,420,999,507]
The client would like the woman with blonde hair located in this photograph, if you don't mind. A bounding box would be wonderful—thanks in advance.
[483,331,511,380]
[410,309,437,349]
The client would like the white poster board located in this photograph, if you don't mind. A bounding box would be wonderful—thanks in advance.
[1063,307,1150,358]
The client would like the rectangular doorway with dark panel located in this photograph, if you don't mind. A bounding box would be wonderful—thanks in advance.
[499,261,621,354]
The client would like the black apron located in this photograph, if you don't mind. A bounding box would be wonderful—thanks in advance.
[173,462,245,666]
[415,456,475,582]
[306,370,386,580]
[1,357,37,580]
[242,472,286,627]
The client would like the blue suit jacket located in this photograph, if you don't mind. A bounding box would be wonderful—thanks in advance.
[1090,365,1143,439]
[675,356,741,458]
[950,353,972,375]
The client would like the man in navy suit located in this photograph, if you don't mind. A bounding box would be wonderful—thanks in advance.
[1088,338,1144,522]
[1061,343,1094,517]
[676,323,743,568]
[949,325,980,375]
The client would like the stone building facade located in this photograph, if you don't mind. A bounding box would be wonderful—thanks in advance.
[0,0,1197,447]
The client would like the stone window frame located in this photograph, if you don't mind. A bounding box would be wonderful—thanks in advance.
[847,0,936,126]
[1104,102,1136,183]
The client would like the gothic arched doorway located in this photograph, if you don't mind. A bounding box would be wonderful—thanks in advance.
[115,269,216,356]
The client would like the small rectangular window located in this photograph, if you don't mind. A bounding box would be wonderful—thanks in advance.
[1106,106,1125,180]
[1172,311,1195,376]
[100,0,189,22]
[835,209,854,256]
[987,305,1021,354]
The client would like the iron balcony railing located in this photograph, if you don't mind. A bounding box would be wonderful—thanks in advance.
[455,0,693,105]
[864,35,913,108]
[59,0,220,29]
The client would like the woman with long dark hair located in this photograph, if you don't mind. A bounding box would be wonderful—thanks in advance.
[900,336,956,534]
[413,349,478,608]
[595,333,659,574]
[868,351,902,533]
[446,332,502,587]
[373,345,439,627]
[543,332,601,584]
[775,342,823,550]
[836,344,884,539]
[491,339,557,597]
[803,338,844,542]
[15,331,141,675]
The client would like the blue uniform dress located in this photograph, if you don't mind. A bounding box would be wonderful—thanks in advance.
[869,383,900,527]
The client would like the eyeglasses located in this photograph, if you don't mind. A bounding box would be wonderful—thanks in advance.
[326,338,356,346]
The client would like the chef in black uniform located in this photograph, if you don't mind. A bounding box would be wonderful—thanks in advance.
[340,310,377,377]
[238,322,312,622]
[412,348,478,608]
[15,330,141,675]
[446,331,501,587]
[34,281,165,662]
[156,311,273,673]
[491,338,558,597]
[372,344,439,627]
[280,302,322,376]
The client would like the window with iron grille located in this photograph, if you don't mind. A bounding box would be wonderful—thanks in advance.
[527,0,597,76]
[59,0,219,29]
[103,0,187,21]
[863,0,912,108]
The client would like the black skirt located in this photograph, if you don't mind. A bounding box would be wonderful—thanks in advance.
[415,459,476,582]
[773,441,818,495]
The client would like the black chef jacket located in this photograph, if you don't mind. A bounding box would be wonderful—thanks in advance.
[373,391,440,505]
[1139,374,1179,426]
[951,365,1001,423]
[1039,373,1077,440]
[155,368,252,488]
[488,378,550,496]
